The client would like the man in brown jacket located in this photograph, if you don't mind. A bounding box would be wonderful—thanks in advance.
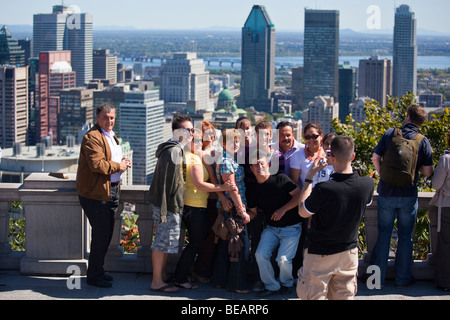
[77,103,131,287]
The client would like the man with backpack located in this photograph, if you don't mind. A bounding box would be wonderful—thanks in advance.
[370,104,433,287]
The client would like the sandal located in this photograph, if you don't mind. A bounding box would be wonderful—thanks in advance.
[234,289,250,294]
[175,282,199,290]
[150,284,179,293]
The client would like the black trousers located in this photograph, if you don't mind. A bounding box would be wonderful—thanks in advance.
[79,184,119,281]
[175,205,208,284]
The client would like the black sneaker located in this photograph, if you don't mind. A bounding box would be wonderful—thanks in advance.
[257,289,278,297]
[103,273,114,281]
[280,285,293,295]
[87,278,112,288]
[394,278,415,288]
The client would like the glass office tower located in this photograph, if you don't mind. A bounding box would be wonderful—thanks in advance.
[240,5,275,113]
[303,9,340,108]
[393,4,417,98]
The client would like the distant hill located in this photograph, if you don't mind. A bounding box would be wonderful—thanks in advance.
[3,24,449,42]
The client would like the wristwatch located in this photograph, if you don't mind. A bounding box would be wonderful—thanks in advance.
[305,178,313,184]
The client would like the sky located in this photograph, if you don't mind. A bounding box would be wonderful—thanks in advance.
[1,0,449,33]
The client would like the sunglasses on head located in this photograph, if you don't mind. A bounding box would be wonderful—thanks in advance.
[304,134,320,140]
[276,121,293,129]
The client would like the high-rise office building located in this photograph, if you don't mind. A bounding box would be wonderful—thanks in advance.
[0,65,29,148]
[59,88,94,145]
[160,52,213,112]
[240,5,275,113]
[93,49,117,84]
[291,66,304,111]
[358,55,392,107]
[393,4,417,98]
[93,84,127,136]
[33,4,93,86]
[36,51,76,144]
[307,95,338,135]
[0,26,25,67]
[338,64,357,122]
[303,9,340,107]
[120,90,164,185]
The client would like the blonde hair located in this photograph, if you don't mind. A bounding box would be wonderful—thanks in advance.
[220,128,240,146]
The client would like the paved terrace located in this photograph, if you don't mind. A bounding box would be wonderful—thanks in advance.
[0,270,449,301]
[0,173,449,304]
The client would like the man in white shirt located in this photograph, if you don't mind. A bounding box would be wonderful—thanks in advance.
[76,103,131,288]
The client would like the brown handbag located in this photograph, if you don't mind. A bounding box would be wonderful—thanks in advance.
[211,209,230,242]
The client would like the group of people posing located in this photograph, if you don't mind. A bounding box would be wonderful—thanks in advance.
[77,103,450,300]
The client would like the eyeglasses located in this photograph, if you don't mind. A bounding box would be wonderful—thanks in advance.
[304,134,320,140]
[183,128,195,133]
[276,121,293,129]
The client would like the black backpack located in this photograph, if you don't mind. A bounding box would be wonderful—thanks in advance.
[379,128,424,187]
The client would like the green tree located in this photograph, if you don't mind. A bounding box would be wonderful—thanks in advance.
[332,92,450,186]
[333,93,450,260]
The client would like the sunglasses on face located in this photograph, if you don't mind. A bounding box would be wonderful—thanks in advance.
[304,134,320,140]
[183,128,195,133]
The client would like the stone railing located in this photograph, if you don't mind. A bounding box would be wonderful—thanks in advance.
[0,173,439,280]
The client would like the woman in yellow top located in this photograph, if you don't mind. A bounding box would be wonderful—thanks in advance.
[174,129,236,289]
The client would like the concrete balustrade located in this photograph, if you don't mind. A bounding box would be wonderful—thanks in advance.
[0,173,439,280]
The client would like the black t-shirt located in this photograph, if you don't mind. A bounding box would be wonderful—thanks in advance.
[304,172,375,255]
[246,174,303,228]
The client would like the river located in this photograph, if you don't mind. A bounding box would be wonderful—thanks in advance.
[121,55,450,71]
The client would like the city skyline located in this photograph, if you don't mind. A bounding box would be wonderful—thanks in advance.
[1,0,450,35]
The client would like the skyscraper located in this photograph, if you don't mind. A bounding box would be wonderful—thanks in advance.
[120,90,164,185]
[240,5,275,113]
[303,9,340,107]
[33,4,93,86]
[59,88,94,145]
[338,64,357,122]
[93,49,117,84]
[0,65,29,148]
[307,96,338,135]
[0,26,25,67]
[359,55,392,107]
[36,51,76,144]
[160,52,213,112]
[393,4,417,98]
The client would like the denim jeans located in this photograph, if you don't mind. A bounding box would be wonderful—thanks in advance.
[255,223,301,291]
[370,196,418,285]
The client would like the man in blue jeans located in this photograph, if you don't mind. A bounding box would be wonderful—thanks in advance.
[246,152,302,297]
[371,104,433,287]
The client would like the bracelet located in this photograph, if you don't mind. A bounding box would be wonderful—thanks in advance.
[305,178,313,184]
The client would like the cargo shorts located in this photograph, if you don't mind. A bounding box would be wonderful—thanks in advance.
[296,247,359,300]
[151,205,182,254]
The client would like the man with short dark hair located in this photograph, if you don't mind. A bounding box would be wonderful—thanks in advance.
[149,114,194,293]
[247,153,302,297]
[77,103,132,288]
[297,136,374,300]
[370,104,433,287]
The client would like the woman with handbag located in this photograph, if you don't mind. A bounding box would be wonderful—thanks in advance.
[173,129,236,290]
[212,128,252,294]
